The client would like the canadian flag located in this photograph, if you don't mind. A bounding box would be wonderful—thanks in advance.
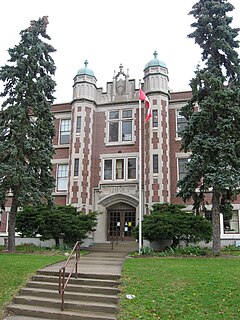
[139,89,152,122]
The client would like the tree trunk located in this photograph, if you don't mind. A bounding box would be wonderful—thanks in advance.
[212,188,221,255]
[8,192,19,252]
[171,237,180,248]
[55,237,60,248]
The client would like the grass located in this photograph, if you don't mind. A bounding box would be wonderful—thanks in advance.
[0,253,66,318]
[118,257,240,320]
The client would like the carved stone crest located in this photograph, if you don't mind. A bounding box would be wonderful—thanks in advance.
[116,64,126,95]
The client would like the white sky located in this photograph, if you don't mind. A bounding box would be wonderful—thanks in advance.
[0,0,240,103]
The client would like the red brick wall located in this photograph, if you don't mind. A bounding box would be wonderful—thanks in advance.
[161,100,169,202]
[81,107,91,204]
[54,195,67,206]
[0,211,7,232]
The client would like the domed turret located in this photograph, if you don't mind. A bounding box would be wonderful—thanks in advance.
[143,50,168,94]
[77,60,95,77]
[144,50,166,70]
[73,59,97,101]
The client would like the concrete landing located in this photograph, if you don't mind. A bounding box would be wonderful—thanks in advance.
[40,251,126,277]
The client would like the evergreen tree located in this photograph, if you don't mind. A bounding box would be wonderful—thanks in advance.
[133,203,212,248]
[177,0,240,254]
[0,17,56,252]
[16,205,99,247]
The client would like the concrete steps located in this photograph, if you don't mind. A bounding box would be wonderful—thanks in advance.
[5,271,120,320]
[5,305,117,320]
[4,242,137,320]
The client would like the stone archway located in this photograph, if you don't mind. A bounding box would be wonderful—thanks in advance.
[97,191,138,241]
[107,202,136,241]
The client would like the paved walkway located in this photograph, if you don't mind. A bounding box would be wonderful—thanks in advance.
[40,250,127,277]
[2,247,132,320]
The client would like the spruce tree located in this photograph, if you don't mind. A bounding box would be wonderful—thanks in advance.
[0,17,56,252]
[177,0,240,254]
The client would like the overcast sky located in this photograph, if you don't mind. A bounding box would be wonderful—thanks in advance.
[1,0,240,103]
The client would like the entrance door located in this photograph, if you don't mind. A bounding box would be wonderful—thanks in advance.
[107,203,136,241]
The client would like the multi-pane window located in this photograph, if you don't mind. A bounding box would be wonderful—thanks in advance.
[153,154,159,174]
[152,110,158,128]
[108,110,133,143]
[76,116,81,133]
[178,158,189,180]
[57,164,68,191]
[224,210,239,234]
[103,158,137,181]
[60,119,71,144]
[74,158,79,176]
[176,110,187,136]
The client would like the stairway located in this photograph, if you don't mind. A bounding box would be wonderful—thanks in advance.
[5,270,120,320]
[3,242,138,320]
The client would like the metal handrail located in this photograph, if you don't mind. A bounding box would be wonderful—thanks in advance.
[59,241,80,310]
[111,231,119,250]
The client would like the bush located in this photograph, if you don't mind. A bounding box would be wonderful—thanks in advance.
[222,245,240,252]
[136,245,211,257]
[139,246,156,256]
[134,203,212,248]
[16,205,99,247]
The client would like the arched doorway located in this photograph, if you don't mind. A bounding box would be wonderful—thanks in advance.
[107,202,136,241]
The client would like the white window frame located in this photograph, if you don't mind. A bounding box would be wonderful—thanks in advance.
[176,110,187,138]
[152,109,158,128]
[107,109,133,145]
[102,157,137,182]
[103,159,113,180]
[57,164,68,191]
[177,158,189,181]
[76,116,81,134]
[60,119,71,145]
[153,154,159,174]
[223,210,240,234]
[74,158,79,177]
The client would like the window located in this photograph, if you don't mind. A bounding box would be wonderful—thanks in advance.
[60,119,71,144]
[116,159,124,179]
[153,154,159,174]
[178,158,189,180]
[76,116,81,133]
[176,110,187,136]
[108,110,133,144]
[104,159,112,180]
[74,158,79,176]
[103,157,137,181]
[152,110,158,128]
[57,164,68,191]
[128,158,136,179]
[224,210,239,234]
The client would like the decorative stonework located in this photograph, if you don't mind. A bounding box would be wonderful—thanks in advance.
[98,184,138,200]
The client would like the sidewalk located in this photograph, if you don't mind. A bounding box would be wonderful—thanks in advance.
[40,241,138,277]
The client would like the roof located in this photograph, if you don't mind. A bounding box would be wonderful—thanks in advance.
[144,50,166,70]
[77,59,95,77]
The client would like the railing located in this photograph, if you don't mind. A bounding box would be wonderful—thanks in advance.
[111,231,119,250]
[59,241,80,310]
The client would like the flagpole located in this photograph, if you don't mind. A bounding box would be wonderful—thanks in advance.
[138,80,142,254]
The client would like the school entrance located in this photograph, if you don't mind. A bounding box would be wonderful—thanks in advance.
[107,203,136,241]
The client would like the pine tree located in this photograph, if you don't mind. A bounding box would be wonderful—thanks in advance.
[177,0,240,254]
[0,17,56,252]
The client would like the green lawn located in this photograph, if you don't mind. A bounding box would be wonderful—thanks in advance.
[118,257,240,320]
[0,253,66,318]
